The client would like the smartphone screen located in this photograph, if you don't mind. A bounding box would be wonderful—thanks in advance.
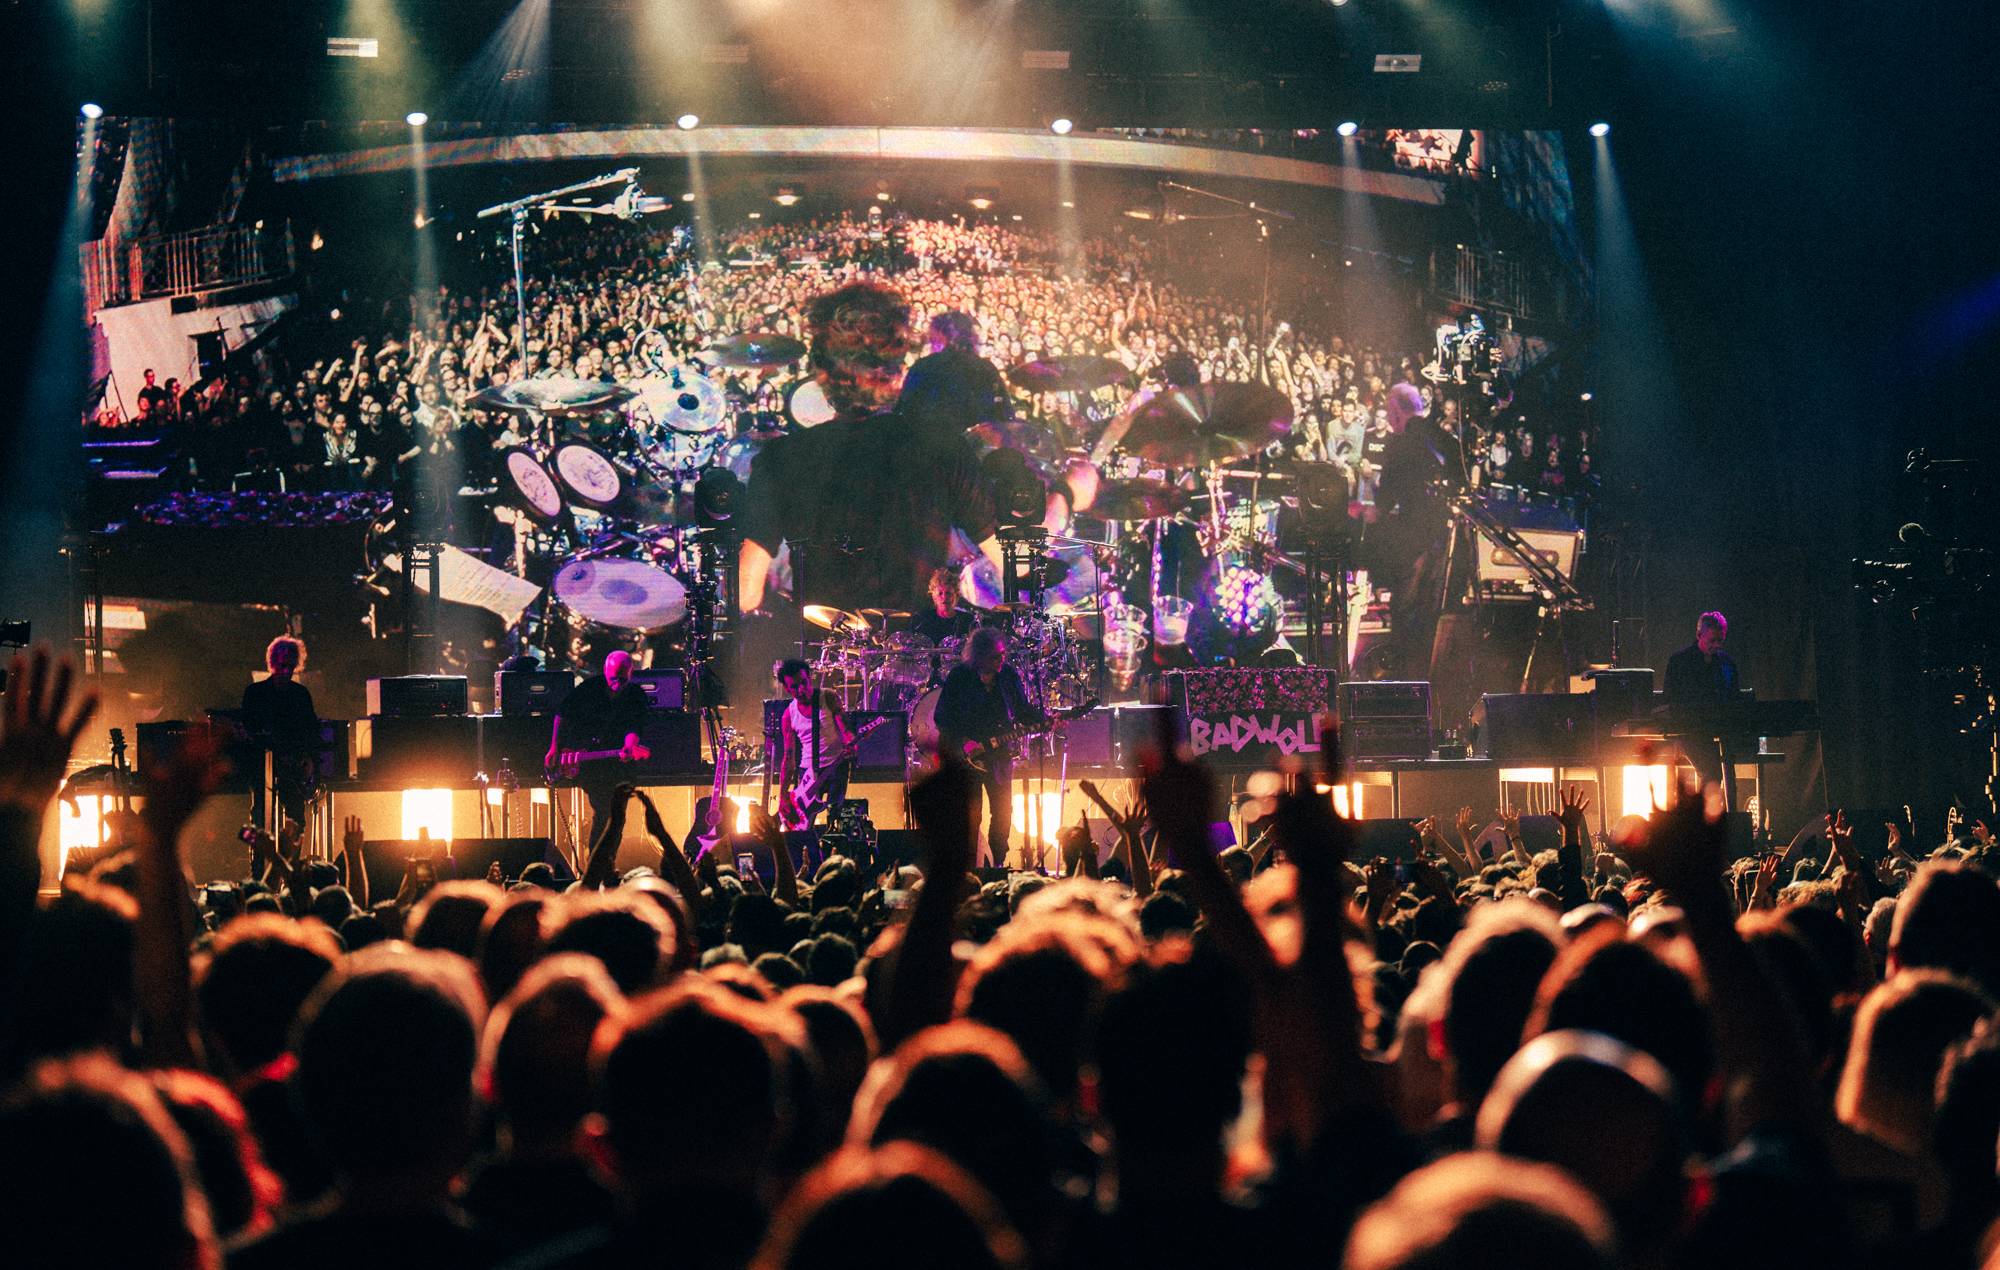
[736,852,757,876]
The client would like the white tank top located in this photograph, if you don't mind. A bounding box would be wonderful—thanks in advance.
[785,697,850,770]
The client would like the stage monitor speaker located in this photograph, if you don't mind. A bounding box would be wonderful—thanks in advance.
[1353,818,1424,861]
[355,715,481,785]
[495,670,577,717]
[358,836,568,898]
[367,675,469,718]
[636,710,704,777]
[633,668,690,712]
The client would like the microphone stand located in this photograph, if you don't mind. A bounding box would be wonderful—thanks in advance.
[476,168,640,374]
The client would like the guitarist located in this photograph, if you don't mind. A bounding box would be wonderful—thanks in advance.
[544,649,653,847]
[935,627,1046,868]
[777,659,858,846]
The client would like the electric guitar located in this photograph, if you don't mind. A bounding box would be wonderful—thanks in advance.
[689,710,733,862]
[952,699,1099,773]
[544,744,649,784]
[781,714,893,832]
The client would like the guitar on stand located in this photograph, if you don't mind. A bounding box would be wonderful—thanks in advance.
[688,709,733,863]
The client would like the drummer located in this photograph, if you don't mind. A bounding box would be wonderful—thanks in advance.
[736,282,1003,617]
[914,566,975,645]
[898,310,1013,445]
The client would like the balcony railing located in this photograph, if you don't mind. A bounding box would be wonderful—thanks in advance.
[82,222,296,317]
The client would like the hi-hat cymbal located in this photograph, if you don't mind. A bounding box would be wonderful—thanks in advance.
[1007,355,1135,394]
[1091,477,1190,521]
[625,368,726,435]
[804,604,871,633]
[466,377,637,416]
[1121,381,1294,467]
[705,331,807,368]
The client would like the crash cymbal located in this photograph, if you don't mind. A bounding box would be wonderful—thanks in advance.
[625,367,726,435]
[803,604,871,633]
[1091,477,1190,522]
[704,331,807,368]
[467,377,637,416]
[1120,381,1294,467]
[858,608,912,624]
[1006,355,1136,395]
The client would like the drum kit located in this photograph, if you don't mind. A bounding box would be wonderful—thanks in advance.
[458,321,831,675]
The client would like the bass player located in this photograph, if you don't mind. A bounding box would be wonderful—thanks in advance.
[545,649,653,849]
[776,659,858,848]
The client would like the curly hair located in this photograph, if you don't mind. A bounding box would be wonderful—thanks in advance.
[806,282,914,417]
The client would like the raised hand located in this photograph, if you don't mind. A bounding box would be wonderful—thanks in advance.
[0,647,100,816]
[1618,774,1727,908]
[1454,805,1477,839]
[1750,852,1781,910]
[343,815,366,856]
[1558,784,1592,831]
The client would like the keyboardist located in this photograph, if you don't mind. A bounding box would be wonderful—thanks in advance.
[1663,611,1740,801]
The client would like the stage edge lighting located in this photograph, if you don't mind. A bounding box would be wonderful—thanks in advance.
[1336,120,1358,137]
[1589,121,1611,137]
[80,103,104,120]
[677,113,700,130]
[1050,117,1073,135]
[406,110,429,127]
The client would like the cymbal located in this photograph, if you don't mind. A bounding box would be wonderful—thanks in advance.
[1092,477,1190,521]
[466,377,637,416]
[968,418,1064,469]
[625,368,726,435]
[803,604,870,633]
[704,331,807,368]
[1121,381,1294,467]
[1006,355,1135,394]
[858,608,912,624]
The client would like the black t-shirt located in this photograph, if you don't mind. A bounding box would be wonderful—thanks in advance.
[934,663,1039,753]
[240,676,319,753]
[899,347,1013,439]
[1663,644,1740,702]
[740,405,998,614]
[556,678,649,751]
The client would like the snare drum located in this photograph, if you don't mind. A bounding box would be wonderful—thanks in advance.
[549,440,626,511]
[547,555,688,669]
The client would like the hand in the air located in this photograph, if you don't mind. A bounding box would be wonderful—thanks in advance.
[0,647,100,817]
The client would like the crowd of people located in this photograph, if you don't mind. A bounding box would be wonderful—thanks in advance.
[6,638,2000,1268]
[88,211,1596,518]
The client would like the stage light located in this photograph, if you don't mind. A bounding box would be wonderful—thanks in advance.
[876,190,891,201]
[1011,791,1065,844]
[868,204,881,215]
[413,212,427,229]
[1498,767,1556,786]
[1336,120,1358,137]
[1060,200,1074,208]
[485,787,504,805]
[969,197,993,210]
[681,191,695,202]
[1589,121,1611,137]
[1621,765,1669,818]
[406,110,429,127]
[401,789,453,842]
[1011,214,1023,222]
[1123,207,1154,221]
[57,785,104,855]
[676,113,700,130]
[310,231,325,251]
[1050,117,1073,135]
[773,183,802,206]
[730,796,753,834]
[80,103,103,120]
[529,787,550,806]
[1580,391,1594,402]
[747,211,762,219]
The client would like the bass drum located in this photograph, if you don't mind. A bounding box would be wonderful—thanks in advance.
[908,686,944,754]
[546,555,688,670]
[784,378,839,429]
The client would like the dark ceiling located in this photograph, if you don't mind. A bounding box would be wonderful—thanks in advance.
[23,0,1722,129]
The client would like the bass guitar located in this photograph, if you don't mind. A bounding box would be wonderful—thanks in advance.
[545,745,648,784]
[781,714,893,832]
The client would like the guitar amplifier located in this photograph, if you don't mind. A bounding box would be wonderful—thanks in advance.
[847,710,910,772]
[367,675,468,718]
[356,715,482,785]
[632,668,690,712]
[494,670,577,717]
[1340,681,1432,759]
[635,710,704,777]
